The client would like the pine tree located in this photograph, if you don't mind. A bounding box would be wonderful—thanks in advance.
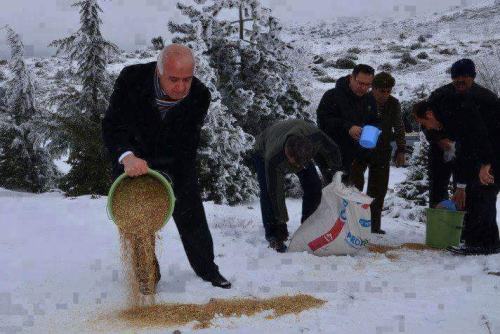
[48,0,119,196]
[169,0,311,137]
[168,0,311,203]
[0,26,58,192]
[167,17,257,203]
[396,132,429,207]
[196,33,257,204]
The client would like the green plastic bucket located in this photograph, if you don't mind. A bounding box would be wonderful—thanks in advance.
[425,208,465,249]
[106,169,176,232]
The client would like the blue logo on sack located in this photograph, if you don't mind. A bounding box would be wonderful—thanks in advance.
[339,199,348,221]
[345,232,369,249]
[340,207,347,221]
[359,219,371,227]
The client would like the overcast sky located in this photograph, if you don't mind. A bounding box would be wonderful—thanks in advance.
[0,0,488,58]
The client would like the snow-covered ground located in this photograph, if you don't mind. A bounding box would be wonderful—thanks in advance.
[1,167,500,334]
[2,2,500,333]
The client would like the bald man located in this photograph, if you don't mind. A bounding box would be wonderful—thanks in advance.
[102,44,231,293]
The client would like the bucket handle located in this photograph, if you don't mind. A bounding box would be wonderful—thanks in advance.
[157,170,174,188]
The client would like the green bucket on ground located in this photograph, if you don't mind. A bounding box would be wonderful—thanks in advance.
[425,208,465,249]
[106,169,176,231]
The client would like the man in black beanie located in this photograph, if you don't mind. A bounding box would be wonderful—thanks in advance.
[422,58,500,255]
[426,58,494,208]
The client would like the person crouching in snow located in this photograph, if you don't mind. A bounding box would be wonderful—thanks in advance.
[252,119,342,253]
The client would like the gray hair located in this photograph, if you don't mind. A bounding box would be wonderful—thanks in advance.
[156,44,195,76]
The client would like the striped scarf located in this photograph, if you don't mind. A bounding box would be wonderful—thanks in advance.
[154,72,182,119]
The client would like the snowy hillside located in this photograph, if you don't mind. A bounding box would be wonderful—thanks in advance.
[285,1,500,110]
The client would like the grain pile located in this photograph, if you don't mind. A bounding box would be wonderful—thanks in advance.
[111,175,170,305]
[368,243,438,260]
[117,294,326,329]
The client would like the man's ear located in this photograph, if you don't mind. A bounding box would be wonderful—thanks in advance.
[425,110,434,120]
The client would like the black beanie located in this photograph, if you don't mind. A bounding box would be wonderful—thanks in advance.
[373,72,395,89]
[450,58,476,79]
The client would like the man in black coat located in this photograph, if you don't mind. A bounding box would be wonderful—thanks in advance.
[316,64,378,178]
[413,95,500,255]
[425,59,499,207]
[102,44,231,293]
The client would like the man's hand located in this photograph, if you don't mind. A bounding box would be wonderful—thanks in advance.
[438,138,453,151]
[452,188,466,210]
[479,164,495,185]
[349,126,363,141]
[123,154,149,177]
[395,152,405,167]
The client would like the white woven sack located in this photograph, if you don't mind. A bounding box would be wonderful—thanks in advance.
[288,172,373,256]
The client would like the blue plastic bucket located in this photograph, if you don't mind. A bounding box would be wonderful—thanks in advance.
[437,200,457,211]
[359,125,382,149]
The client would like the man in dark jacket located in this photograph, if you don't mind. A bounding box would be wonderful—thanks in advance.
[253,119,342,252]
[413,97,500,255]
[350,72,406,234]
[423,59,500,251]
[426,59,499,208]
[102,44,231,293]
[316,64,378,175]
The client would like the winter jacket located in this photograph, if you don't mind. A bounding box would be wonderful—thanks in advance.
[372,94,406,154]
[102,61,210,179]
[316,75,379,170]
[427,83,499,184]
[253,119,342,224]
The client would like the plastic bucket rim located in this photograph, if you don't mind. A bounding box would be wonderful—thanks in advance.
[106,168,176,231]
[425,207,465,217]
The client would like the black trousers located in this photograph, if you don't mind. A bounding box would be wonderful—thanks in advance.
[462,182,500,248]
[428,143,455,208]
[168,171,219,279]
[253,155,322,241]
[349,149,392,231]
[112,166,219,281]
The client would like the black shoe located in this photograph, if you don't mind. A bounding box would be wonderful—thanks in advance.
[203,272,232,289]
[371,229,386,235]
[269,239,287,253]
[447,244,500,256]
